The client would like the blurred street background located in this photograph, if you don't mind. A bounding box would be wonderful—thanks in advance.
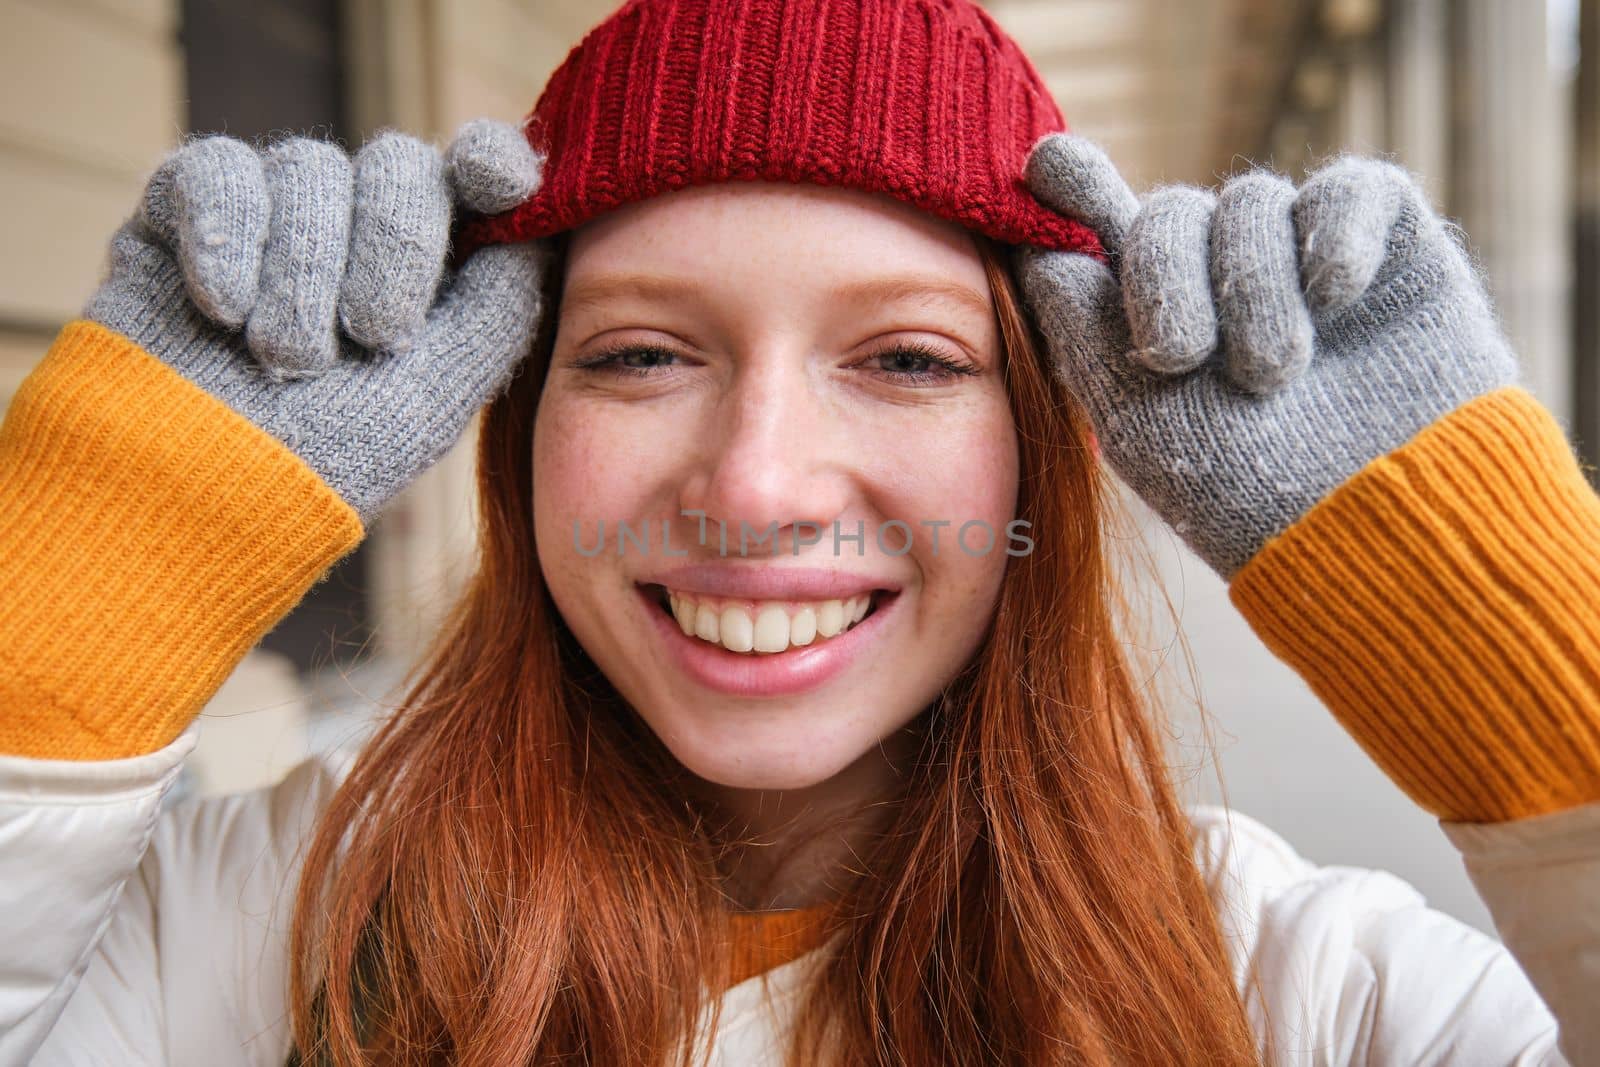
[0,0,1593,937]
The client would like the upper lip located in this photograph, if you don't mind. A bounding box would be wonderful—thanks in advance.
[639,564,902,601]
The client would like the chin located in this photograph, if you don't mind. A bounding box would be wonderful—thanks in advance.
[687,762,840,793]
[656,720,872,793]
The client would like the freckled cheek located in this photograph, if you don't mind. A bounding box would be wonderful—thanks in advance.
[863,412,1019,533]
[533,402,656,611]
[534,404,588,501]
[954,428,1018,522]
[888,412,1018,631]
[533,398,663,524]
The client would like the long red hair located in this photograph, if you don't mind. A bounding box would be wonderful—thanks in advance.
[286,232,1266,1064]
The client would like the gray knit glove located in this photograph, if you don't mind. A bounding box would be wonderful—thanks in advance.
[84,119,547,525]
[1015,134,1522,580]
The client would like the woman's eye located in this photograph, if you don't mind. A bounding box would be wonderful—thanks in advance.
[866,343,978,385]
[572,341,977,385]
[574,344,682,378]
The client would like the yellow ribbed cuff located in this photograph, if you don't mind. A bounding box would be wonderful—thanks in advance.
[1230,386,1600,823]
[0,321,365,760]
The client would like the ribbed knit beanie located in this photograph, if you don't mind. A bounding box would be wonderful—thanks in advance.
[454,0,1106,260]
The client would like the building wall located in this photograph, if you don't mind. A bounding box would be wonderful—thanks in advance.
[348,0,614,672]
[0,0,182,398]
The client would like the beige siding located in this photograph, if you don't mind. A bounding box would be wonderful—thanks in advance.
[432,0,610,132]
[0,0,181,387]
[360,0,614,668]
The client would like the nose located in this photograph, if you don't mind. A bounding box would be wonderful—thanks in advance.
[678,352,852,556]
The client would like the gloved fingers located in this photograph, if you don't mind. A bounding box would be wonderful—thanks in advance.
[86,220,194,335]
[1379,167,1494,309]
[447,118,544,214]
[1122,185,1219,375]
[247,138,353,381]
[338,131,452,353]
[1013,245,1132,410]
[1210,170,1314,395]
[1292,156,1410,313]
[1024,133,1139,262]
[410,240,550,413]
[138,136,269,328]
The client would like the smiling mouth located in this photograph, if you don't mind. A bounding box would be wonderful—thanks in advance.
[643,583,892,655]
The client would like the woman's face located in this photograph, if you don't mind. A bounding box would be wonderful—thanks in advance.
[534,182,1019,791]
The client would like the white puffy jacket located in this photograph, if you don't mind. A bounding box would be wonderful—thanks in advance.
[1,720,1596,1066]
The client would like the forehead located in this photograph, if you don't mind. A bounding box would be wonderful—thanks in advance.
[563,183,985,281]
[562,181,991,299]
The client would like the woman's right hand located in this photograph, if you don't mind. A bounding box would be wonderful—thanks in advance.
[84,119,549,524]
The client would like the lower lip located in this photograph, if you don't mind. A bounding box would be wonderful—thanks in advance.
[637,585,899,698]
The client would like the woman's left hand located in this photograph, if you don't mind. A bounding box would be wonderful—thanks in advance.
[1014,134,1522,581]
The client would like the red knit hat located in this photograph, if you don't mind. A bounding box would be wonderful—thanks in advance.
[454,0,1106,260]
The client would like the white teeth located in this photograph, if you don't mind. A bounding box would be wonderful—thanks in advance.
[790,606,817,647]
[694,603,719,642]
[719,605,755,653]
[673,596,696,635]
[661,589,879,655]
[816,600,845,638]
[753,605,789,653]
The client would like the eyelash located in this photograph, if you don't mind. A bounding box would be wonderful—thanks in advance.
[573,340,978,385]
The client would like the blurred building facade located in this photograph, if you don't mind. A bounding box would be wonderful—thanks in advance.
[0,0,1592,934]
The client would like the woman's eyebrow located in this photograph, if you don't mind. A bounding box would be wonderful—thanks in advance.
[561,272,992,320]
[561,274,699,318]
[838,275,993,319]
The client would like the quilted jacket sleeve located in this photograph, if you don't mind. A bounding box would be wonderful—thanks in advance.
[1440,802,1600,1067]
[0,730,346,1067]
[0,727,197,1065]
[1191,804,1590,1066]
